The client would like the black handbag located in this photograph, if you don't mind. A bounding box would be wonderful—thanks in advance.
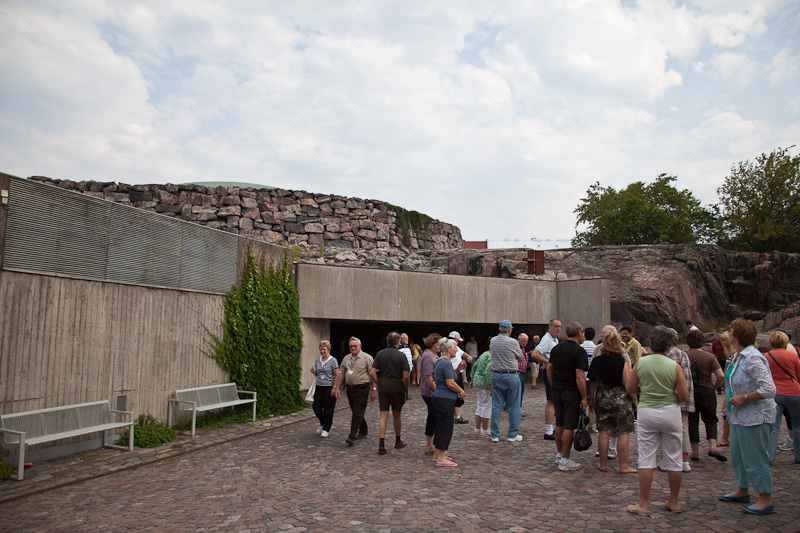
[573,409,592,451]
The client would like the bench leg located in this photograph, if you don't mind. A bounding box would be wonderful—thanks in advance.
[129,423,134,451]
[15,437,25,481]
[252,401,256,422]
[191,409,197,437]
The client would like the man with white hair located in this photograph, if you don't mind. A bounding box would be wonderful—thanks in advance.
[449,331,473,424]
[531,319,562,440]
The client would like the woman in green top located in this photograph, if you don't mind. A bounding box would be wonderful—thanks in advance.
[625,326,690,517]
[470,349,493,435]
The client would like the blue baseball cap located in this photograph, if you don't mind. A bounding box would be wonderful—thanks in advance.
[499,320,513,329]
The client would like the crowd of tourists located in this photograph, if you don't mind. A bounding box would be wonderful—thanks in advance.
[307,317,799,517]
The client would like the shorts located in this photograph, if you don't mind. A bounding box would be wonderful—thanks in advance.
[542,366,552,401]
[552,388,582,430]
[378,377,406,412]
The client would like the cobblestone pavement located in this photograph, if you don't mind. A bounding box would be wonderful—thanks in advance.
[1,387,798,532]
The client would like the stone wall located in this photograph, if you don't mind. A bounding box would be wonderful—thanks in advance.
[28,177,462,254]
[430,244,800,342]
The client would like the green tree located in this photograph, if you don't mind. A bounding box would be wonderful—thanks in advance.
[572,174,716,247]
[717,147,800,253]
[207,250,306,417]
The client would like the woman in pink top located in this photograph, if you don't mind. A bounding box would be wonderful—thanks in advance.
[766,331,800,464]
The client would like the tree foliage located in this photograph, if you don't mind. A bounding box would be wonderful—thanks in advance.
[207,250,305,417]
[572,174,716,247]
[717,146,800,253]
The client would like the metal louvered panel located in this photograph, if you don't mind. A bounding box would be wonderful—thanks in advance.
[106,207,183,288]
[3,178,241,294]
[180,221,237,293]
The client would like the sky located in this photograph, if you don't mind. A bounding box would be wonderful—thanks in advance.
[1,1,798,244]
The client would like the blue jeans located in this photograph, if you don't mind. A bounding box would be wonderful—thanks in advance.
[518,372,526,411]
[768,394,800,463]
[491,372,521,438]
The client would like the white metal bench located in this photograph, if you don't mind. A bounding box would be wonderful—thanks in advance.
[167,383,257,436]
[0,400,134,481]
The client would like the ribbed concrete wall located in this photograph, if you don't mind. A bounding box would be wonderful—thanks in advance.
[0,270,227,420]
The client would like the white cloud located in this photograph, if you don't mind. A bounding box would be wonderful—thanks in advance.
[0,0,798,243]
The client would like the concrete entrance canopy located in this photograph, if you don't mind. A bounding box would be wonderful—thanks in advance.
[295,263,609,389]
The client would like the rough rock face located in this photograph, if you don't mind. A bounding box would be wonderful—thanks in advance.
[28,177,462,253]
[431,244,800,341]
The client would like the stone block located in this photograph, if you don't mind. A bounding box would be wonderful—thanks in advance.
[179,191,203,205]
[227,216,240,228]
[242,197,258,208]
[221,195,241,206]
[299,198,319,207]
[304,223,324,233]
[357,229,377,240]
[331,200,346,209]
[254,221,272,230]
[155,190,179,204]
[134,200,158,209]
[324,231,341,240]
[285,222,303,233]
[308,233,324,247]
[165,183,179,193]
[329,239,355,250]
[129,190,153,203]
[242,207,261,220]
[181,204,193,217]
[334,208,349,216]
[218,206,242,217]
[239,217,254,230]
[155,204,182,213]
[102,183,118,192]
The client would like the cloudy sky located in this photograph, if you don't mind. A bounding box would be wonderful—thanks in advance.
[1,1,798,244]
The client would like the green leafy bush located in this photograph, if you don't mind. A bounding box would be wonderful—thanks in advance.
[207,250,306,417]
[117,413,176,448]
[0,459,12,481]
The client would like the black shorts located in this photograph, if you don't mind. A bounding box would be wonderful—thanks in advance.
[552,389,582,430]
[378,378,406,412]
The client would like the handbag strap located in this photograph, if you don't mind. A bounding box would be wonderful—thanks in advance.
[767,351,798,383]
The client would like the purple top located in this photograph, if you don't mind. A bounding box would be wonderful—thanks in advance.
[420,350,438,398]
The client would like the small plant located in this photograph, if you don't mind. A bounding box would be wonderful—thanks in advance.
[173,405,255,432]
[0,459,12,481]
[117,413,176,448]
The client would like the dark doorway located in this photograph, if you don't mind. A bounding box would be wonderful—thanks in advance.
[329,320,547,362]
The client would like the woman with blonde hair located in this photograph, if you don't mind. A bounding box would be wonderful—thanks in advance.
[310,340,339,438]
[765,330,800,464]
[588,329,637,473]
[717,331,735,446]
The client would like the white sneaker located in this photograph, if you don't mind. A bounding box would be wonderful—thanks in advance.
[491,437,500,442]
[683,462,691,473]
[507,434,523,442]
[608,449,618,459]
[778,437,794,451]
[555,454,562,465]
[316,426,323,435]
[657,461,666,471]
[480,429,490,436]
[558,458,582,471]
[474,428,482,434]
[320,430,329,438]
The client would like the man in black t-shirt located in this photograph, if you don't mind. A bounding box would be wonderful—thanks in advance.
[370,331,410,455]
[547,322,589,472]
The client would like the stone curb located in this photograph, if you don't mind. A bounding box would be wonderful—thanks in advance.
[0,405,320,504]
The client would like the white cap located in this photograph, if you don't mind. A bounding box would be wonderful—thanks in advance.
[448,331,464,342]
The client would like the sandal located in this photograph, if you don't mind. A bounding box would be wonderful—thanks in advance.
[435,460,458,467]
[708,450,728,461]
[660,502,682,513]
[627,504,650,516]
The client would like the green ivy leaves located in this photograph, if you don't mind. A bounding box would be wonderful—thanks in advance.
[207,250,306,418]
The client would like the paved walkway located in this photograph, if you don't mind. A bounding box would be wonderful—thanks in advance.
[1,387,798,532]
